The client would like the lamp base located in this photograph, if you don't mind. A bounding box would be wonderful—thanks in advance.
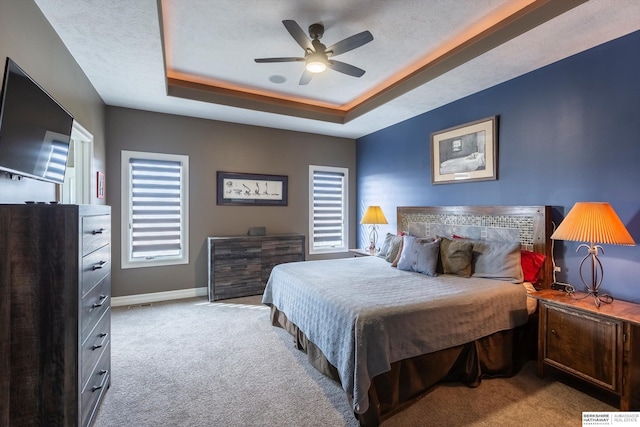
[576,244,614,308]
[584,289,613,308]
[368,225,379,253]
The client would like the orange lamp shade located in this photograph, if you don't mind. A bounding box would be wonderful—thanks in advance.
[551,202,635,246]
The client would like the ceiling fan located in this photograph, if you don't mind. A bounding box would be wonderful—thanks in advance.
[255,20,374,85]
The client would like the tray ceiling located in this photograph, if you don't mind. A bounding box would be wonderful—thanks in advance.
[34,0,640,138]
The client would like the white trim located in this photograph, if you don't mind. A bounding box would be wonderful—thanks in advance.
[111,287,207,307]
[71,121,94,204]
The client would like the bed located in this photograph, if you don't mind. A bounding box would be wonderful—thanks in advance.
[262,206,553,425]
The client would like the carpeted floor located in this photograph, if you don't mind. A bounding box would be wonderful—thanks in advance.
[92,297,615,426]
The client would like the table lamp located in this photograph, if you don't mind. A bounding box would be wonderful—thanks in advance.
[360,206,388,253]
[551,202,635,307]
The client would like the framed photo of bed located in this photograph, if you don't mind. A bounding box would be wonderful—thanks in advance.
[216,171,288,206]
[431,116,498,184]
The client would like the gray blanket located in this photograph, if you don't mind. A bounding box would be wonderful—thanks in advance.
[262,256,528,414]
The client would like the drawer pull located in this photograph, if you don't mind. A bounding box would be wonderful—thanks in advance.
[92,331,109,350]
[92,228,106,235]
[92,260,108,270]
[551,329,557,335]
[91,296,107,308]
[92,370,109,392]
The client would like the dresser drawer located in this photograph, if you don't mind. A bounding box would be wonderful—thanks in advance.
[82,244,110,296]
[81,309,110,390]
[214,241,261,260]
[214,279,265,299]
[82,215,110,256]
[81,340,110,427]
[261,238,304,257]
[214,259,261,279]
[81,275,110,341]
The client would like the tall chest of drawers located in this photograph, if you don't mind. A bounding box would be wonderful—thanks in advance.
[208,234,305,301]
[0,204,111,426]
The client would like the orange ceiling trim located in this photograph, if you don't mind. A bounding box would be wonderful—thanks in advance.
[159,0,589,124]
[343,0,538,109]
[166,77,348,123]
[166,70,347,111]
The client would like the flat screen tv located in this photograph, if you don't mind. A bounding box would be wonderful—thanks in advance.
[0,57,74,185]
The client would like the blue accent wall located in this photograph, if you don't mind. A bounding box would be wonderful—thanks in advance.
[356,30,640,303]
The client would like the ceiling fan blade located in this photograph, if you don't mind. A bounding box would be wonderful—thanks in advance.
[299,70,313,85]
[326,31,373,56]
[327,60,365,77]
[283,20,313,51]
[254,57,304,63]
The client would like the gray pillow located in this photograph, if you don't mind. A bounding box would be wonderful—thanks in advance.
[376,233,394,259]
[384,234,403,262]
[439,237,473,277]
[376,233,403,262]
[472,241,523,283]
[397,236,440,276]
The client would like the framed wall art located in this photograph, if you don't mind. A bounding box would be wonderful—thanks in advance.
[97,171,105,199]
[216,171,288,206]
[431,116,498,184]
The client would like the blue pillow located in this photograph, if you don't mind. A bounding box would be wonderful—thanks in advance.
[397,236,441,276]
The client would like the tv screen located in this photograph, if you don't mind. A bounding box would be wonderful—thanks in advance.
[0,57,74,184]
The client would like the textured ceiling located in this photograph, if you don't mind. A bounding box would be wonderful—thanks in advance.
[34,0,640,138]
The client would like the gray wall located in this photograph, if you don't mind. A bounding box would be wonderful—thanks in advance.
[0,0,106,204]
[106,106,356,297]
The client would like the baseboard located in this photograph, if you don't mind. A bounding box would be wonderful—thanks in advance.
[111,287,208,307]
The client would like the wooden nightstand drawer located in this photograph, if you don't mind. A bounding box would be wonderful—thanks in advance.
[544,304,619,391]
[533,289,640,410]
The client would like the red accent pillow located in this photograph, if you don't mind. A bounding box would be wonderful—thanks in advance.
[521,250,546,283]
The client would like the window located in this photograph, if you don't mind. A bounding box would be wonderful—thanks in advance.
[121,150,189,268]
[309,165,348,254]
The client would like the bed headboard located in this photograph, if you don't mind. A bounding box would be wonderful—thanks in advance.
[397,206,553,289]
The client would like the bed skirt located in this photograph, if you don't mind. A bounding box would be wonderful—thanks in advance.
[269,304,536,426]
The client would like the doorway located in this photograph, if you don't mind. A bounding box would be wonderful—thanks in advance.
[60,121,93,204]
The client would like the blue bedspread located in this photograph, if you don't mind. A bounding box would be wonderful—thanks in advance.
[262,256,528,414]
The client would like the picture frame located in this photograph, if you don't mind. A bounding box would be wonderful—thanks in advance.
[216,171,288,206]
[96,171,105,199]
[431,116,498,184]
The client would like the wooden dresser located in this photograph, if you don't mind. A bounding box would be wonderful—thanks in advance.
[0,204,111,426]
[208,234,305,301]
[533,289,640,410]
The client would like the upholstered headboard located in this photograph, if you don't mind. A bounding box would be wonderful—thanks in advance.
[397,206,553,289]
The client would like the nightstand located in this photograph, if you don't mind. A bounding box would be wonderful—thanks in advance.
[532,289,640,410]
[349,248,375,257]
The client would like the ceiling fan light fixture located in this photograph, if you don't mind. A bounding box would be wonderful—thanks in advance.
[306,60,327,73]
[305,51,327,73]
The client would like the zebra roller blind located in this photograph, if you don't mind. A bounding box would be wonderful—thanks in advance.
[129,157,183,259]
[310,166,347,253]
